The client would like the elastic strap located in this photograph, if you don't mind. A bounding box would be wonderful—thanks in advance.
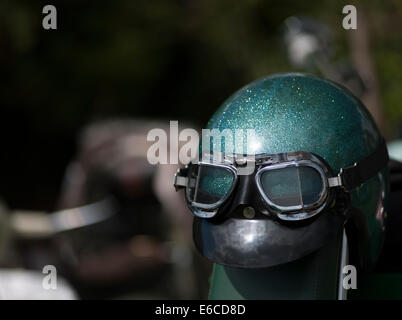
[339,139,389,191]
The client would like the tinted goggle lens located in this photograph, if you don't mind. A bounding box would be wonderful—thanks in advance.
[259,165,324,209]
[186,164,236,207]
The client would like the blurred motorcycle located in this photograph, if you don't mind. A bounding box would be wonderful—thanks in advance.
[3,119,210,299]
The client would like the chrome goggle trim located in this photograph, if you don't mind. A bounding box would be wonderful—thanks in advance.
[180,155,334,221]
[255,160,330,221]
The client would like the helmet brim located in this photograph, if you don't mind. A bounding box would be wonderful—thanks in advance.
[193,212,344,268]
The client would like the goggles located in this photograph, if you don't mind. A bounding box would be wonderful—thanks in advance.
[174,140,389,221]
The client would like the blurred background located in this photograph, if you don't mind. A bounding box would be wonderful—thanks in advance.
[0,0,401,299]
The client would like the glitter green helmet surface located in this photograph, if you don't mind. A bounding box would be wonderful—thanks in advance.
[203,73,388,266]
[207,73,380,171]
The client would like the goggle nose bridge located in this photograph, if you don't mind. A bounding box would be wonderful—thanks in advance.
[230,174,255,206]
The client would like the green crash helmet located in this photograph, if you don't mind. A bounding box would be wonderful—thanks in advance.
[174,73,389,269]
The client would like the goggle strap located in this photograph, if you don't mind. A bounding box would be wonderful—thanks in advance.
[174,167,189,190]
[338,139,389,191]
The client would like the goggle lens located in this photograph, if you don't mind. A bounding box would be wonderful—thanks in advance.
[259,165,324,209]
[186,164,236,206]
